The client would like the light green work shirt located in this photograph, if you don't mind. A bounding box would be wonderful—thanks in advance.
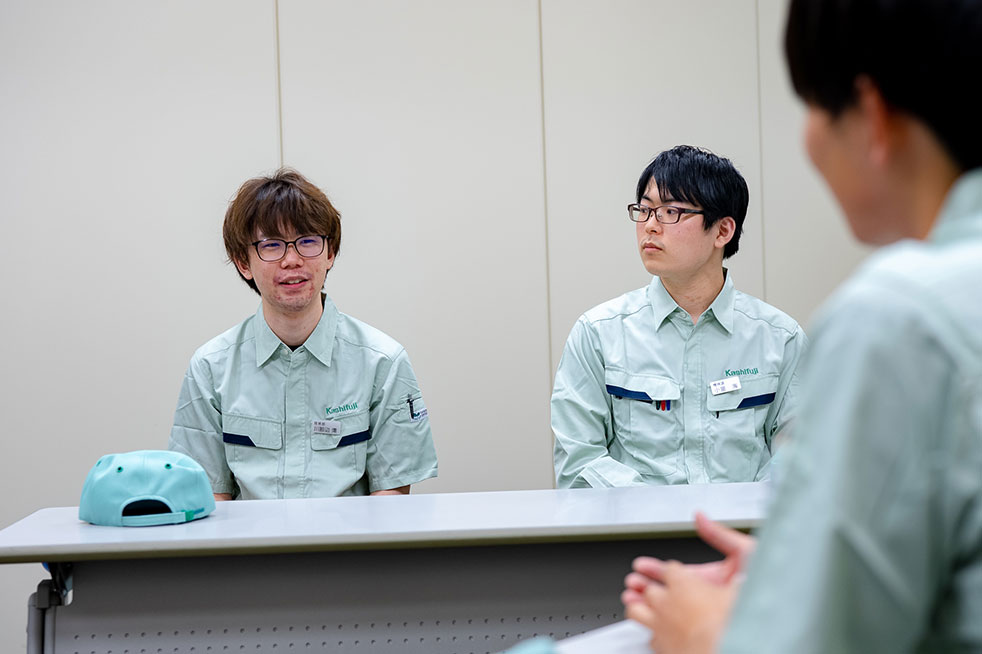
[552,274,806,487]
[169,296,438,499]
[723,169,982,652]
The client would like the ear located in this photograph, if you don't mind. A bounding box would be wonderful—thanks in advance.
[325,248,336,272]
[855,75,894,168]
[234,257,254,280]
[714,216,737,249]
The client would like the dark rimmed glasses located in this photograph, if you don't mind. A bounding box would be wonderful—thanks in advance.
[627,203,705,224]
[251,235,327,262]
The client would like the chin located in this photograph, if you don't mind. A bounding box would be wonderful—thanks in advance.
[846,217,906,246]
[640,259,663,276]
[274,292,316,311]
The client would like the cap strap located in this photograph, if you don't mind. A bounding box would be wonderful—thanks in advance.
[120,507,206,527]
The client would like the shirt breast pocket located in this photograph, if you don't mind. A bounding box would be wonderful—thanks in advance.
[604,368,682,476]
[704,374,778,481]
[221,414,283,487]
[310,411,370,475]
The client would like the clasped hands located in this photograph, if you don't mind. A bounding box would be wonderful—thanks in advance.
[621,512,756,654]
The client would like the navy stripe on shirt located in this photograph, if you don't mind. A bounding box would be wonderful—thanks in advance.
[605,384,653,403]
[737,393,776,409]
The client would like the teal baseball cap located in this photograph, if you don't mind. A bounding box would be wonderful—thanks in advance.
[79,450,216,527]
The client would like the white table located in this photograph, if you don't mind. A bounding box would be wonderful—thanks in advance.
[0,483,768,654]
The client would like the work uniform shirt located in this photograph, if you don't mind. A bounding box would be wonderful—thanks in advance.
[723,170,982,652]
[169,296,438,499]
[552,274,806,487]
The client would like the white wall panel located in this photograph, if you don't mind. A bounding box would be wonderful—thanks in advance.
[541,0,766,370]
[757,0,870,325]
[0,1,280,649]
[277,0,553,493]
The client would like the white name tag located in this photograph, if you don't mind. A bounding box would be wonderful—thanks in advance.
[312,419,341,435]
[710,376,742,395]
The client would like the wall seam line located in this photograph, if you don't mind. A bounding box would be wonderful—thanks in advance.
[274,0,285,167]
[537,0,556,488]
[754,0,768,301]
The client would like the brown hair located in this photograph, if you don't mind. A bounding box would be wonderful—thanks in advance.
[223,168,342,295]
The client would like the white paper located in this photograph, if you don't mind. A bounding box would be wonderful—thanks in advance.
[556,620,652,654]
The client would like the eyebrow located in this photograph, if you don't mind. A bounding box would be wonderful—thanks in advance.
[642,193,678,205]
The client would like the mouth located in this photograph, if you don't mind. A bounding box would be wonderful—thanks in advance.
[278,276,310,287]
[641,242,662,252]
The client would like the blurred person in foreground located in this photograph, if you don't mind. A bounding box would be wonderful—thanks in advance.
[622,0,982,651]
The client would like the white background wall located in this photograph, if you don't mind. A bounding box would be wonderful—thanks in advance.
[542,0,768,367]
[0,0,867,649]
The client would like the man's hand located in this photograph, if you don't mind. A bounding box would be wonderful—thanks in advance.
[625,560,738,654]
[370,485,410,496]
[622,512,755,604]
[619,512,757,653]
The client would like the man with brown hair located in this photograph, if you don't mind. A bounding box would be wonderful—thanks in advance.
[169,169,437,500]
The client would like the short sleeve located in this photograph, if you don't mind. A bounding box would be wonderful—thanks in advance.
[168,355,235,495]
[364,349,438,491]
[758,324,807,478]
[552,318,645,488]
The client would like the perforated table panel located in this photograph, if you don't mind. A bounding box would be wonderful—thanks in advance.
[48,538,719,654]
[2,484,769,654]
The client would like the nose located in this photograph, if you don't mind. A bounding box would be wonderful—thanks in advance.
[644,215,662,233]
[280,243,304,266]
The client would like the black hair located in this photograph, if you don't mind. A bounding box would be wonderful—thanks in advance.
[785,0,982,172]
[635,145,749,259]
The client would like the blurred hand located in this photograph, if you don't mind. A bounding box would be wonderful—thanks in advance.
[622,511,755,605]
[625,560,738,654]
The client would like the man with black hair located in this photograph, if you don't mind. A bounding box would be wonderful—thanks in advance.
[622,0,982,652]
[552,146,806,488]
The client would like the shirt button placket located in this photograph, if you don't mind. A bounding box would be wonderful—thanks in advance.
[284,348,308,498]
[683,326,705,483]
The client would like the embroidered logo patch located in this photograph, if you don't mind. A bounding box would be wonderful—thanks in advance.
[326,402,359,417]
[406,394,428,422]
[724,367,758,377]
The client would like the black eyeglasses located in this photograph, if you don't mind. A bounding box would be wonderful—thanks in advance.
[627,203,705,224]
[251,235,327,262]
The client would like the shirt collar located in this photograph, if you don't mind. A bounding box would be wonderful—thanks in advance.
[647,276,681,329]
[646,272,735,334]
[706,272,736,334]
[930,168,982,245]
[253,295,339,367]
